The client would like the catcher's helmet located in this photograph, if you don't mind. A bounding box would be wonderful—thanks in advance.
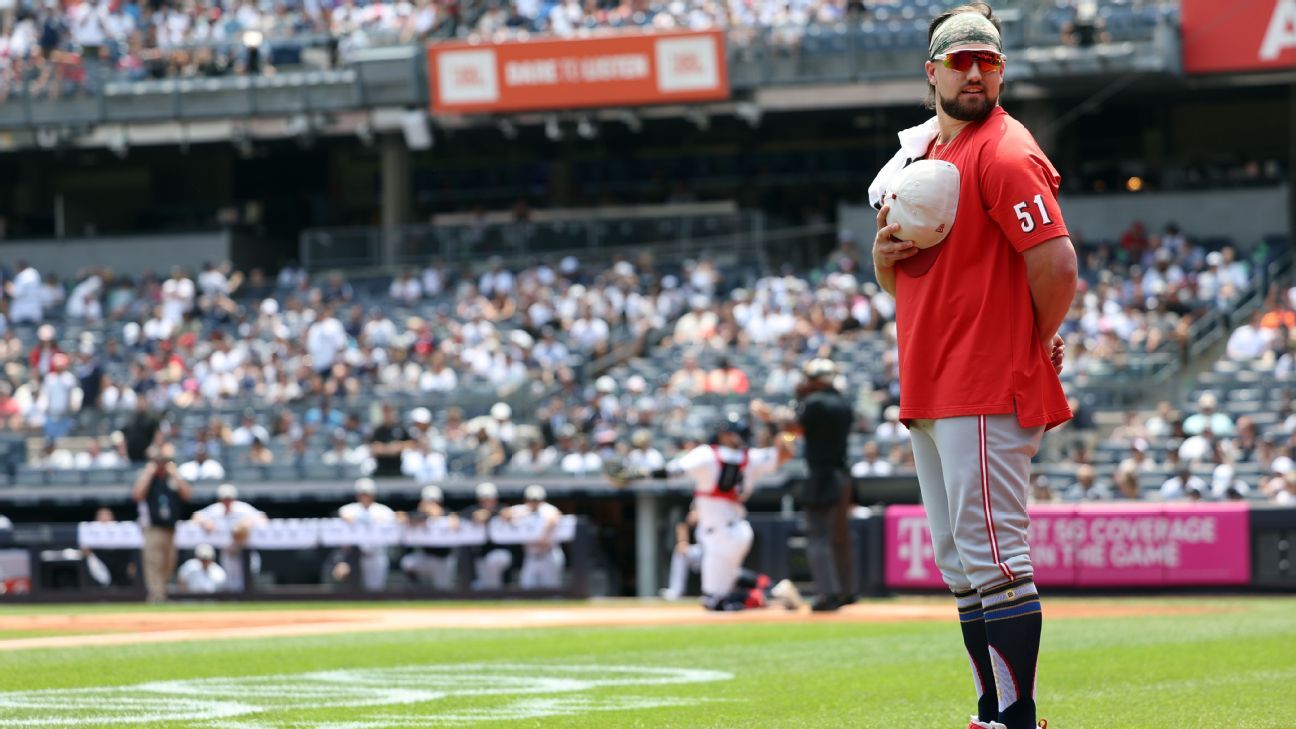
[714,413,751,444]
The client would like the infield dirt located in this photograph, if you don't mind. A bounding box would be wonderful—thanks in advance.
[0,599,1223,652]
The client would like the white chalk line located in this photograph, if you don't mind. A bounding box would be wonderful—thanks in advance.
[0,663,733,727]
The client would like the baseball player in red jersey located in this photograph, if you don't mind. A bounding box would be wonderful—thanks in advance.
[869,4,1076,728]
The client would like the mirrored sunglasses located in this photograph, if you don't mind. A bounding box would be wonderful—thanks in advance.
[933,50,1005,73]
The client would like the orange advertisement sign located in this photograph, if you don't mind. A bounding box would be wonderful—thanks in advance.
[428,30,729,114]
[1181,0,1296,74]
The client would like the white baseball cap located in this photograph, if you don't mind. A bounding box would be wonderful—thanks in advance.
[886,159,961,249]
[354,478,377,495]
[803,358,836,381]
[524,484,547,502]
[476,482,498,499]
[195,544,216,560]
[491,402,512,420]
[217,483,238,500]
[420,484,444,503]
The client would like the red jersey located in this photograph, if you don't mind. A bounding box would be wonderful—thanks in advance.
[893,107,1072,430]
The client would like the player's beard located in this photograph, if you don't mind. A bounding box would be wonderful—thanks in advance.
[939,86,998,122]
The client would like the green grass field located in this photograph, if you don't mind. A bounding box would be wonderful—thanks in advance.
[0,596,1293,728]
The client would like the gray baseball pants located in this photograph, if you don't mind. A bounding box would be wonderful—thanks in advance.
[908,414,1043,593]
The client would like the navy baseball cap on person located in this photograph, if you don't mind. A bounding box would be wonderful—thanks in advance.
[716,413,751,443]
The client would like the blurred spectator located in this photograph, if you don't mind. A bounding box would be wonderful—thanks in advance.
[245,439,275,466]
[1233,416,1261,463]
[369,403,414,477]
[1227,312,1271,360]
[625,430,665,472]
[1183,393,1235,437]
[177,544,228,594]
[1144,400,1177,439]
[764,353,803,397]
[851,441,893,477]
[673,296,718,346]
[1210,464,1250,500]
[560,436,602,476]
[38,352,81,441]
[669,351,709,398]
[1108,410,1149,442]
[509,437,560,474]
[1061,0,1110,46]
[1114,467,1141,500]
[707,357,750,395]
[1118,439,1158,473]
[178,445,225,482]
[321,429,376,475]
[874,406,908,444]
[401,436,448,482]
[6,261,43,324]
[75,438,124,470]
[1029,474,1058,504]
[1159,466,1207,501]
[230,410,271,446]
[1063,464,1112,501]
[471,425,508,476]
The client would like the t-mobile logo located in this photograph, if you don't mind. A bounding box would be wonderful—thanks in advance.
[897,517,935,579]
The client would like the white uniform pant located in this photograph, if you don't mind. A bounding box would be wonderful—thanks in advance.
[358,549,389,592]
[519,546,565,589]
[473,548,513,590]
[400,551,457,590]
[697,520,753,597]
[219,548,259,592]
[666,544,704,597]
[909,414,1043,593]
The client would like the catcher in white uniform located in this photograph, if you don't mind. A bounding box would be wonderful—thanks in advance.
[612,414,803,611]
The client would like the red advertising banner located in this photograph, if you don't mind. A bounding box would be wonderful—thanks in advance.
[1181,0,1296,74]
[427,30,729,114]
[884,503,1252,589]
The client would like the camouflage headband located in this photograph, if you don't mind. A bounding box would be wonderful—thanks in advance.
[928,12,1003,59]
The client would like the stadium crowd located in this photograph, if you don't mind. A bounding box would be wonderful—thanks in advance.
[0,0,1169,98]
[0,211,1284,506]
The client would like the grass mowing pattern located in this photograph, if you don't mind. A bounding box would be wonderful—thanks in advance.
[0,597,1291,728]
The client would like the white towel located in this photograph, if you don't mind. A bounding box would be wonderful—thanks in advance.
[867,116,941,210]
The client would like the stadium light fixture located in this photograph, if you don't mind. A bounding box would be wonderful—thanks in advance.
[355,122,375,148]
[735,102,762,128]
[614,110,642,133]
[544,115,562,142]
[107,126,128,159]
[576,116,597,140]
[231,129,254,158]
[685,108,709,132]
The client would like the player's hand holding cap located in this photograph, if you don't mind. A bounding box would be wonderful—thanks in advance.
[885,160,960,249]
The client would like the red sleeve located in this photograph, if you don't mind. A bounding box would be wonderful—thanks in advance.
[980,133,1069,253]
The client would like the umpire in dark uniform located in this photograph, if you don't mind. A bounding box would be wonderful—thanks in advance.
[795,359,856,612]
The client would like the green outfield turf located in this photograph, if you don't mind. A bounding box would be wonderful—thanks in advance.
[0,597,1293,728]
